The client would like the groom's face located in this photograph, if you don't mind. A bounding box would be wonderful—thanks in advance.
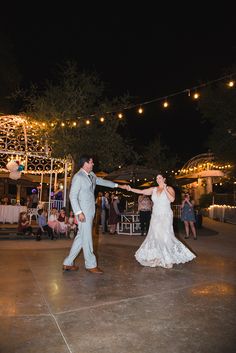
[85,158,94,173]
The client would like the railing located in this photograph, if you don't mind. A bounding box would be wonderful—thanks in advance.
[208,205,236,224]
[39,200,64,212]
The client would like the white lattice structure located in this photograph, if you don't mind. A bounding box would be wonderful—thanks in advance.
[0,115,70,174]
[0,115,72,210]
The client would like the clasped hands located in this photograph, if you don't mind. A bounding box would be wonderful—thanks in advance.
[118,184,131,191]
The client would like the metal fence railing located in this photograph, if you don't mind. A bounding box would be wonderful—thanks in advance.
[39,200,64,212]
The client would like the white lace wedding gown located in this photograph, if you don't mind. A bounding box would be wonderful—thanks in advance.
[135,187,196,268]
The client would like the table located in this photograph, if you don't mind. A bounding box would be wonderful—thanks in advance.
[117,213,141,235]
[0,205,27,224]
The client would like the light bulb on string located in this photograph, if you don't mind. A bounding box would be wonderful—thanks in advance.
[162,100,169,109]
[86,119,90,125]
[99,116,105,123]
[118,113,123,119]
[138,107,143,114]
[227,80,234,88]
[193,92,200,100]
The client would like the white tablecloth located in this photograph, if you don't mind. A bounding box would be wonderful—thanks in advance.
[0,205,27,224]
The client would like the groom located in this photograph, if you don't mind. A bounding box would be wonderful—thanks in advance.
[63,154,127,274]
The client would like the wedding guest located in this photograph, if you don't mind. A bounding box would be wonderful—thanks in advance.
[36,209,54,240]
[67,210,78,239]
[18,211,34,236]
[181,193,197,240]
[101,191,110,233]
[30,189,39,208]
[58,208,69,237]
[48,207,59,237]
[138,194,153,236]
[108,193,121,234]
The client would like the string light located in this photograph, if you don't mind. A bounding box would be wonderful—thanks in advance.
[138,107,143,114]
[193,92,200,100]
[163,100,169,108]
[227,80,235,88]
[25,72,235,128]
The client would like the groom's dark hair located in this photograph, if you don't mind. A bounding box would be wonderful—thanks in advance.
[78,154,93,168]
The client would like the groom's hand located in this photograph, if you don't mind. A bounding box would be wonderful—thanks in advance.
[78,212,86,222]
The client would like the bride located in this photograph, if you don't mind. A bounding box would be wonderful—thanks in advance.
[126,174,196,268]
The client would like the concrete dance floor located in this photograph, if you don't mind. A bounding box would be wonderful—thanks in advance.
[0,217,235,353]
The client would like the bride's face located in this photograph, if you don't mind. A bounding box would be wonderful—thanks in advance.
[156,174,165,185]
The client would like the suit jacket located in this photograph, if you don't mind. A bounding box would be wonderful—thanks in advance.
[69,169,116,217]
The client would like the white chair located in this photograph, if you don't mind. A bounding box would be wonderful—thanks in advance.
[27,208,39,224]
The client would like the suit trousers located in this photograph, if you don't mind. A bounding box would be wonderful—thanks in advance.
[63,215,97,269]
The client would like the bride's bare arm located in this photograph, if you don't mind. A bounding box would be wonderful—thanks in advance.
[164,185,175,202]
[127,186,154,195]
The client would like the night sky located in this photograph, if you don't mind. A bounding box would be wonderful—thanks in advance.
[1,6,235,165]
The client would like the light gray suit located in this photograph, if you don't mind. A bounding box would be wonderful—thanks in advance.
[63,168,117,269]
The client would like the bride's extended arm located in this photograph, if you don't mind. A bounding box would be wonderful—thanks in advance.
[127,186,153,196]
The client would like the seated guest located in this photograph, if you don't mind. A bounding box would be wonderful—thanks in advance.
[37,209,54,240]
[58,208,69,237]
[18,211,34,236]
[67,210,78,239]
[48,207,59,237]
[1,195,10,205]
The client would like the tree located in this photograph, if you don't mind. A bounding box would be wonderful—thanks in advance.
[142,136,178,172]
[20,62,132,173]
[198,70,236,164]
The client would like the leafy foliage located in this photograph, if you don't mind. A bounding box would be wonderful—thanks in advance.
[198,192,213,208]
[20,61,132,171]
[198,73,236,163]
[142,136,178,172]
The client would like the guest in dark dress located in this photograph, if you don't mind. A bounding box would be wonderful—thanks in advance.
[108,193,121,234]
[181,193,197,240]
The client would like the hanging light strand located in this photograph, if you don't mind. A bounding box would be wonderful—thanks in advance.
[29,72,236,127]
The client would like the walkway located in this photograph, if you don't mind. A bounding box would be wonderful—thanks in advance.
[0,217,235,353]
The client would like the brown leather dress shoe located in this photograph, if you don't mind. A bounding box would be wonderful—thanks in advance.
[86,267,103,274]
[62,264,79,271]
